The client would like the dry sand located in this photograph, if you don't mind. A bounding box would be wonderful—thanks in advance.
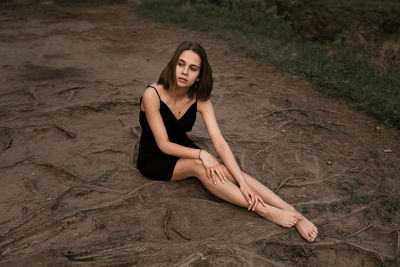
[0,1,399,266]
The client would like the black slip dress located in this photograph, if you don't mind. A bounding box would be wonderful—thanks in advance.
[137,85,199,181]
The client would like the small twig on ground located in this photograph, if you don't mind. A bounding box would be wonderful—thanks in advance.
[255,146,271,156]
[118,118,125,127]
[53,86,85,96]
[163,209,171,240]
[2,131,17,151]
[138,193,144,204]
[260,163,265,180]
[65,90,76,102]
[171,227,191,241]
[387,231,399,250]
[27,88,40,104]
[53,124,76,138]
[132,78,148,87]
[347,224,374,238]
[129,127,140,138]
[97,158,135,170]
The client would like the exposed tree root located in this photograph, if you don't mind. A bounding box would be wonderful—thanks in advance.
[0,88,24,97]
[314,205,369,224]
[53,123,76,138]
[284,178,330,187]
[1,200,126,252]
[347,224,374,238]
[0,157,30,169]
[275,174,341,192]
[313,108,343,115]
[7,198,35,210]
[274,175,295,193]
[51,184,121,210]
[90,148,129,155]
[30,157,86,183]
[266,238,392,264]
[295,197,350,207]
[163,209,171,240]
[262,108,310,118]
[40,100,139,115]
[281,121,341,134]
[129,126,141,138]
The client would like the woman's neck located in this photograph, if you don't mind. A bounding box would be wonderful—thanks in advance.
[168,84,189,102]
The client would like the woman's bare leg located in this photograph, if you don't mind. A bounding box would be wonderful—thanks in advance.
[220,165,318,242]
[171,159,302,228]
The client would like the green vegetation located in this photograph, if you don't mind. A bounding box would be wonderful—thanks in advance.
[54,0,126,5]
[134,0,400,128]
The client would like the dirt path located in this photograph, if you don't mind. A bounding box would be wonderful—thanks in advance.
[1,1,399,266]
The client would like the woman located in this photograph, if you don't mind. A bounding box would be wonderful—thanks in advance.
[137,41,318,242]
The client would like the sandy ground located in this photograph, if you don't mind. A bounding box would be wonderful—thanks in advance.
[0,1,399,266]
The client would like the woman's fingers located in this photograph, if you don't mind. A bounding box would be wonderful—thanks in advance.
[248,194,264,211]
[252,195,264,211]
[216,166,226,183]
[250,193,258,211]
[206,165,226,185]
[207,169,213,180]
[211,169,217,184]
[258,195,266,207]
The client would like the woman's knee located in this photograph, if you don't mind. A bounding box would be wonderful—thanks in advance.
[182,158,206,178]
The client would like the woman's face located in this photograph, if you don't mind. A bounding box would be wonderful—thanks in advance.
[175,50,201,88]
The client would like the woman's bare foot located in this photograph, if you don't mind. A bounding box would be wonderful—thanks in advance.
[295,216,318,242]
[257,204,303,228]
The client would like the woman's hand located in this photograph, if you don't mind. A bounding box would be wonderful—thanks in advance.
[199,150,227,184]
[239,182,266,211]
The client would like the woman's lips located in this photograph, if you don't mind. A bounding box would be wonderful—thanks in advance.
[178,77,187,83]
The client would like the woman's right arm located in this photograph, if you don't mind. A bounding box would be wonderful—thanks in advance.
[142,87,199,159]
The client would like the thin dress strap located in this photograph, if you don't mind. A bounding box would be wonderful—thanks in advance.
[147,85,161,101]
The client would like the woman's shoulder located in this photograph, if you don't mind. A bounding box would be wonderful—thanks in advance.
[196,98,213,112]
[143,84,162,105]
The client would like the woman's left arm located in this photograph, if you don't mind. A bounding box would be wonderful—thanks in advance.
[198,100,265,210]
[198,100,244,184]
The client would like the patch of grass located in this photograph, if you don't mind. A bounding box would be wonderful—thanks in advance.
[134,0,400,128]
[54,0,126,6]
